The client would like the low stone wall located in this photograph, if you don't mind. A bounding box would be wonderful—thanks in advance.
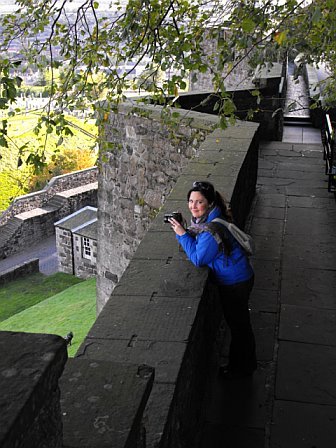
[0,167,98,226]
[0,184,98,260]
[0,258,39,286]
[77,107,260,447]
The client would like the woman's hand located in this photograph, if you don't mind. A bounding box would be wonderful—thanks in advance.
[169,217,186,236]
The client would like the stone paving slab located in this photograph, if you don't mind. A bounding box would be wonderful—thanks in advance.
[253,204,286,220]
[281,267,336,309]
[287,195,336,208]
[275,168,324,180]
[87,295,199,342]
[203,366,270,430]
[113,259,208,297]
[76,338,187,383]
[250,288,278,313]
[250,216,284,235]
[258,175,327,189]
[271,400,336,448]
[275,158,325,171]
[201,424,265,448]
[282,239,336,269]
[285,184,331,197]
[255,193,286,208]
[252,311,277,361]
[285,207,336,233]
[276,341,336,405]
[253,234,282,260]
[260,142,295,151]
[261,147,322,159]
[252,259,280,290]
[279,304,336,346]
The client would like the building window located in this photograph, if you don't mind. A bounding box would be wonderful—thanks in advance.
[82,237,91,260]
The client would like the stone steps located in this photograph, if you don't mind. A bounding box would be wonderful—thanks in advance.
[0,218,22,259]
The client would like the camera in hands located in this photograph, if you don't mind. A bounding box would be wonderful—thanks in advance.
[164,212,183,224]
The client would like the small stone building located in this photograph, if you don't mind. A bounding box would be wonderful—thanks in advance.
[54,206,97,279]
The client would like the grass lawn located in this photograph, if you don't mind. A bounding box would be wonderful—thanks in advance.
[0,272,84,322]
[0,276,97,357]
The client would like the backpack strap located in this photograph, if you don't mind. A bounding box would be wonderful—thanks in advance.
[212,218,255,256]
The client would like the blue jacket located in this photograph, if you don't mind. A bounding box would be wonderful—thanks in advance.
[176,207,254,286]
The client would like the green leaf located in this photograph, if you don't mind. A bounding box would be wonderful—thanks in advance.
[241,18,256,33]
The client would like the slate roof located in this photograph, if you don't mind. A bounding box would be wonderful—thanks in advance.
[54,206,97,240]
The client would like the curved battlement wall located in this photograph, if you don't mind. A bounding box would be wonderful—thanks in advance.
[79,104,260,447]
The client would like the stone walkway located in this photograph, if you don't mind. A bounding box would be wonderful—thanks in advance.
[201,126,336,448]
[284,62,310,120]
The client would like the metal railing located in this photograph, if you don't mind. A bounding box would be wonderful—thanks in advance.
[321,113,336,194]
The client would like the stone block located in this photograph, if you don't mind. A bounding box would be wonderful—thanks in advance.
[142,383,176,448]
[0,331,67,448]
[167,174,238,202]
[60,358,154,448]
[133,230,189,261]
[76,338,187,384]
[113,259,208,297]
[87,294,200,342]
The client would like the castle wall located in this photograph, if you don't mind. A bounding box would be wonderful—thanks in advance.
[96,104,214,312]
[85,104,260,447]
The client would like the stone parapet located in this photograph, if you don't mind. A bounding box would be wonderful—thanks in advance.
[97,103,216,311]
[0,258,39,286]
[60,359,154,448]
[0,331,67,448]
[81,105,260,447]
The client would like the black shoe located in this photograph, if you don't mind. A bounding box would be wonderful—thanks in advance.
[218,365,255,381]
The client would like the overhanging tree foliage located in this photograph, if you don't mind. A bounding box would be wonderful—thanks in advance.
[0,0,335,170]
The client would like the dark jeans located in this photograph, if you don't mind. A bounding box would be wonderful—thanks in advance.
[218,276,257,373]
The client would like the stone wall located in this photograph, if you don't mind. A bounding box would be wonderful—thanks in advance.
[189,28,256,92]
[0,331,67,448]
[0,167,98,226]
[55,228,74,275]
[97,104,215,312]
[73,233,98,279]
[0,184,98,260]
[0,258,39,286]
[81,105,259,447]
